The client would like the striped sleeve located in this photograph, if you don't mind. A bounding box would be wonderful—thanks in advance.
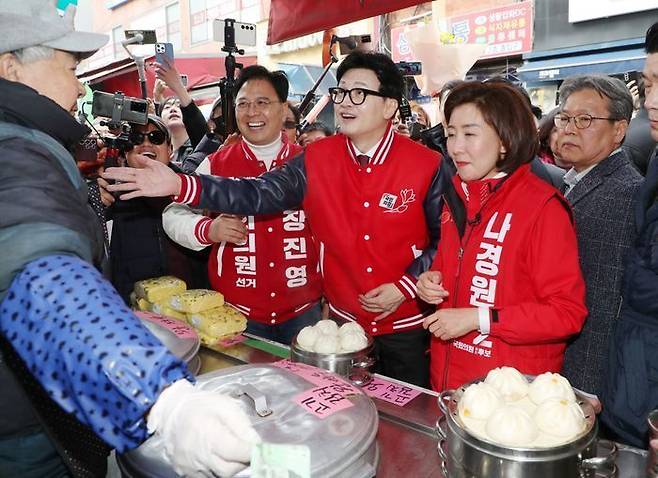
[172,174,202,206]
[395,273,418,300]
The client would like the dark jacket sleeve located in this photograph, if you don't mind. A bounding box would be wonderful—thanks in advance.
[405,165,444,279]
[198,152,308,215]
[181,101,209,149]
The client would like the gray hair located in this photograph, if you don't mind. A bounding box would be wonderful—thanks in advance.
[11,46,55,64]
[558,75,633,122]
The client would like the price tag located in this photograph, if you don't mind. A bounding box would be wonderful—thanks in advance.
[272,360,358,392]
[293,383,355,419]
[135,311,197,340]
[250,443,311,478]
[361,377,422,406]
[216,334,246,347]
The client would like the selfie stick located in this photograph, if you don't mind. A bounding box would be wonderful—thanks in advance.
[297,35,340,120]
[122,34,148,99]
[219,19,244,135]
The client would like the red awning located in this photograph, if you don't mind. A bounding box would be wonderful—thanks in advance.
[267,0,426,44]
[78,55,257,99]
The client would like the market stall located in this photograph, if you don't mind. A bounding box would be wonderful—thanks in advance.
[122,308,649,477]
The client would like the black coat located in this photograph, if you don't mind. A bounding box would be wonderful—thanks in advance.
[602,150,658,447]
[109,194,210,303]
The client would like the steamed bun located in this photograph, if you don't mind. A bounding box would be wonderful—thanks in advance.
[296,325,319,351]
[458,382,504,421]
[315,319,340,335]
[485,367,529,402]
[528,372,576,405]
[314,333,340,354]
[340,332,368,353]
[534,398,585,439]
[339,322,365,337]
[485,406,539,446]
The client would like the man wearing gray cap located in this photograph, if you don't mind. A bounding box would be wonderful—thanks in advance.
[0,2,259,477]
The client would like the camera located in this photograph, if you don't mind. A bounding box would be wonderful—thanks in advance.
[91,91,148,128]
[91,91,150,179]
[396,61,422,76]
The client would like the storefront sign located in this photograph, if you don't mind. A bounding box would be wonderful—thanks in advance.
[569,0,658,23]
[361,377,422,406]
[390,24,421,62]
[447,1,534,59]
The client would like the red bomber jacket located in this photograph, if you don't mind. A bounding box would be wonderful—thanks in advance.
[429,164,587,391]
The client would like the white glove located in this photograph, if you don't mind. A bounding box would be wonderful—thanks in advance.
[147,379,261,478]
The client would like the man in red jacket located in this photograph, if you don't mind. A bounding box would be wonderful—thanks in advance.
[104,52,444,387]
[162,66,322,345]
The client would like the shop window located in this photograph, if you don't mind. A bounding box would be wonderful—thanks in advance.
[112,25,123,58]
[166,2,182,50]
[190,0,208,44]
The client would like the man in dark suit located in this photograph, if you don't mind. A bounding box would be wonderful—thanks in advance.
[556,75,643,398]
[602,21,658,448]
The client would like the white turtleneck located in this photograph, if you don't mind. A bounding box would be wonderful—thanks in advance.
[243,136,282,171]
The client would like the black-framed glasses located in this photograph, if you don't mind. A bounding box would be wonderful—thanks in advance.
[329,87,388,105]
[553,113,619,130]
[129,130,167,145]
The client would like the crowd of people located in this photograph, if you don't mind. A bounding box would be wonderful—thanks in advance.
[1,0,658,476]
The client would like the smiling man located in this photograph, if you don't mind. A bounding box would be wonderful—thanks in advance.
[162,66,322,345]
[105,51,445,387]
[554,75,643,399]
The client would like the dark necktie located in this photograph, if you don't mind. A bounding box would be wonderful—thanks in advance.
[356,154,369,168]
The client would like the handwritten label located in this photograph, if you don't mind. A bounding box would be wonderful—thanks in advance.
[273,360,358,392]
[294,383,356,419]
[216,334,246,347]
[135,311,198,340]
[361,377,422,406]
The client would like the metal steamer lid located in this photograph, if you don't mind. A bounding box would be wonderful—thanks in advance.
[139,317,200,364]
[121,363,379,478]
[443,377,598,458]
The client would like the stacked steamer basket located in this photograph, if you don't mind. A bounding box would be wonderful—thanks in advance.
[436,367,618,478]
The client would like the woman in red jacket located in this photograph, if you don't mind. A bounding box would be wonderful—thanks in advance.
[417,81,587,391]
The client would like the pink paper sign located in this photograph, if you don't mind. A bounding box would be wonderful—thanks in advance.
[294,383,355,419]
[361,377,422,406]
[135,311,198,340]
[216,334,246,347]
[273,360,358,392]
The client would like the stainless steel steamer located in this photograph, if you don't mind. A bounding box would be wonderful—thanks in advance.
[436,384,618,478]
[289,333,375,385]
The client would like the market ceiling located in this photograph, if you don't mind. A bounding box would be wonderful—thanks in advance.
[267,0,426,44]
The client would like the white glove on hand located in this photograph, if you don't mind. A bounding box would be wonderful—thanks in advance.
[147,379,261,478]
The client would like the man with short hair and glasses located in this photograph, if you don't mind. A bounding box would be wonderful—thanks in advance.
[162,65,322,345]
[104,51,445,387]
[555,74,643,400]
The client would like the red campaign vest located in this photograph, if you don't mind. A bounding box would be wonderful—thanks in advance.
[206,138,321,323]
[303,128,441,336]
[429,164,587,391]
